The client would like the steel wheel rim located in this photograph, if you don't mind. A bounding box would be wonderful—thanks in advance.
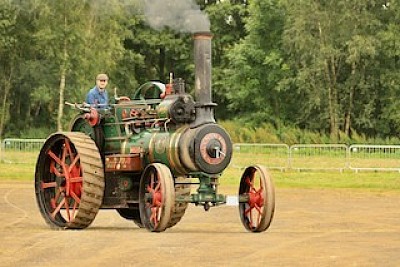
[139,163,174,232]
[35,132,104,229]
[239,165,275,232]
[37,137,82,226]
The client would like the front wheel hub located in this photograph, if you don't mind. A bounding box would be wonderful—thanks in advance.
[238,165,275,233]
[139,163,175,232]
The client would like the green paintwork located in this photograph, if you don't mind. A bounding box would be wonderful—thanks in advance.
[69,86,229,208]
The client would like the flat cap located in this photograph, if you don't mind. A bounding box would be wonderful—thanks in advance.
[96,73,109,81]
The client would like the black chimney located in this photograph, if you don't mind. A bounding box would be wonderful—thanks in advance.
[191,32,216,127]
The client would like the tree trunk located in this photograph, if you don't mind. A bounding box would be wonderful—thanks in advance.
[57,40,68,131]
[0,75,12,139]
[57,8,68,132]
[0,77,11,163]
[344,62,356,136]
[57,63,66,131]
[324,59,338,138]
[330,54,339,138]
[319,21,339,138]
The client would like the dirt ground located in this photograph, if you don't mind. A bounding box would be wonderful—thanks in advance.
[0,181,399,267]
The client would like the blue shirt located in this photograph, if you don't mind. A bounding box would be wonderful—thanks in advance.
[85,86,109,108]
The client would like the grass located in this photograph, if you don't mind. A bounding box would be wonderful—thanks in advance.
[1,151,400,192]
[0,162,36,181]
[0,151,37,182]
[220,167,400,192]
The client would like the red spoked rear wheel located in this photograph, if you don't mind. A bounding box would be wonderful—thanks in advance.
[35,132,104,229]
[239,165,275,232]
[139,163,175,232]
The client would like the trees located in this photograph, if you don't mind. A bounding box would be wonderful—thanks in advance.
[33,0,133,130]
[223,0,286,125]
[205,0,249,118]
[281,0,387,139]
[0,1,18,138]
[1,0,400,141]
[0,0,143,136]
[375,1,400,137]
[219,0,400,140]
[33,0,90,131]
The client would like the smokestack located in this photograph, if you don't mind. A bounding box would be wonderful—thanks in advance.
[192,32,216,127]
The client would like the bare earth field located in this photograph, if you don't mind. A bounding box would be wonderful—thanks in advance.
[0,181,399,267]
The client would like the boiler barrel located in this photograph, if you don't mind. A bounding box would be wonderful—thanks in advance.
[148,124,232,175]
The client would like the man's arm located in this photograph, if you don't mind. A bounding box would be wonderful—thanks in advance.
[86,90,95,105]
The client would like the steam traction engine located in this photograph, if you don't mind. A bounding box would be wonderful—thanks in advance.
[34,33,275,232]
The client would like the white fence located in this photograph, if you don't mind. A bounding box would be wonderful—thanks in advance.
[232,143,400,172]
[348,144,400,172]
[2,139,400,172]
[232,143,290,171]
[0,138,45,164]
[289,144,348,171]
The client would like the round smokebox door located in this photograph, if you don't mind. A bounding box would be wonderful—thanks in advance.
[192,124,232,174]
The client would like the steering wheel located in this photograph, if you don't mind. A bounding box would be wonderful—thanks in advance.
[117,96,131,103]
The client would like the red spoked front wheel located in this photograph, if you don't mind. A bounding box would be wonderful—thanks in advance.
[35,132,104,229]
[139,163,175,232]
[239,165,275,232]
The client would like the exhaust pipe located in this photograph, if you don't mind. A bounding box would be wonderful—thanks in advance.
[192,32,216,127]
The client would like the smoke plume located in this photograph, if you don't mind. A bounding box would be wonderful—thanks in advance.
[140,0,210,33]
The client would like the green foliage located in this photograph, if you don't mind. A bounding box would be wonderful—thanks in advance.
[206,1,248,118]
[17,127,54,139]
[1,0,400,142]
[280,0,396,138]
[221,120,400,145]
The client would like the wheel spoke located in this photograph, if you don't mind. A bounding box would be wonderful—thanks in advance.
[64,197,71,222]
[62,140,82,198]
[61,139,68,164]
[239,165,275,232]
[150,207,160,228]
[140,163,174,232]
[35,132,105,229]
[61,146,71,196]
[154,181,161,192]
[155,207,160,228]
[154,173,161,192]
[70,176,83,184]
[150,172,155,190]
[71,201,78,219]
[249,208,254,228]
[150,207,155,221]
[50,198,56,209]
[49,161,64,177]
[64,138,74,163]
[50,188,63,209]
[255,205,262,217]
[147,185,154,194]
[48,150,62,166]
[41,181,57,189]
[68,154,80,173]
[51,197,65,219]
[70,191,81,204]
[244,205,251,215]
[245,177,252,188]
